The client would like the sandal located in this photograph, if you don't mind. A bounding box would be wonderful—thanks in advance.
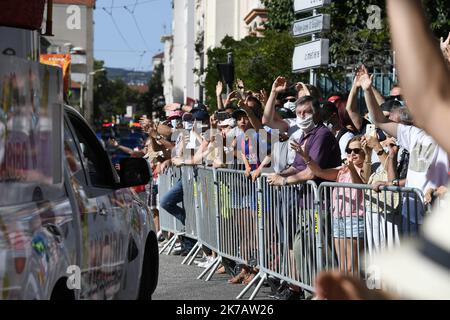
[242,272,256,285]
[228,268,248,284]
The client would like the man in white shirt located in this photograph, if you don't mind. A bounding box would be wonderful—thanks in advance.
[361,71,449,233]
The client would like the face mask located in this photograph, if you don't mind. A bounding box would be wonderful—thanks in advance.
[296,114,315,132]
[183,121,193,130]
[171,119,180,128]
[284,101,296,112]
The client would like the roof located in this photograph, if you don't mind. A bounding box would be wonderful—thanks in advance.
[53,0,96,8]
[152,52,164,59]
[128,84,149,94]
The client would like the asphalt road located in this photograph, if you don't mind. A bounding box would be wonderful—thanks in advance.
[153,245,274,300]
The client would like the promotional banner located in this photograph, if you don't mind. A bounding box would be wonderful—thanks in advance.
[40,53,71,94]
[0,55,63,194]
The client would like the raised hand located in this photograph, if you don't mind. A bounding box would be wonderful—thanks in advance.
[440,32,450,62]
[225,90,240,105]
[216,81,223,97]
[360,73,374,91]
[272,76,287,94]
[295,82,310,97]
[260,89,268,106]
[210,114,218,129]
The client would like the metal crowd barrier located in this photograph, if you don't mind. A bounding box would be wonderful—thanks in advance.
[191,166,222,279]
[257,177,320,294]
[158,167,186,255]
[215,168,260,269]
[317,182,425,280]
[181,166,198,241]
[157,165,434,300]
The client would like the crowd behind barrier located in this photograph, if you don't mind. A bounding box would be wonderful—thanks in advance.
[157,165,432,300]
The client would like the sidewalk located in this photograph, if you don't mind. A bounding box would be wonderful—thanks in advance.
[153,247,273,300]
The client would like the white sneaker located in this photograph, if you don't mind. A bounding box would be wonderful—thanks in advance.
[198,256,215,268]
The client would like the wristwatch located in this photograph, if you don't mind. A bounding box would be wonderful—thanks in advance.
[376,148,384,156]
[156,134,162,141]
[392,179,399,186]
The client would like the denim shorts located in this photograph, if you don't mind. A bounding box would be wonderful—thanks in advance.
[332,216,365,238]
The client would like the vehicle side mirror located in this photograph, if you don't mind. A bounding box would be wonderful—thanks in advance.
[118,158,151,188]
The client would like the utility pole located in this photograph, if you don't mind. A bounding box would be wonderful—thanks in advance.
[227,52,233,95]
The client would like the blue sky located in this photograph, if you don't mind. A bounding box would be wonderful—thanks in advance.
[94,0,172,71]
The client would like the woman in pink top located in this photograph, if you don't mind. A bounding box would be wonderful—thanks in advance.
[292,135,372,274]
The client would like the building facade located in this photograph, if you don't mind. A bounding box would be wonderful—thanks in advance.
[161,0,267,108]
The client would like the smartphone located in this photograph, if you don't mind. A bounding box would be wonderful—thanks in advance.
[216,111,230,121]
[366,124,376,137]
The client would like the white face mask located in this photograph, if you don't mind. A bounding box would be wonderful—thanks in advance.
[284,101,296,112]
[296,114,315,132]
[183,121,193,130]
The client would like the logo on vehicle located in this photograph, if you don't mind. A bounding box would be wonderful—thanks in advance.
[66,265,81,290]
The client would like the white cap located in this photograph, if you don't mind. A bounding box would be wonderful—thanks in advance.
[218,118,236,127]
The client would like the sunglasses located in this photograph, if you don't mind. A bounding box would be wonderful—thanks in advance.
[346,148,363,154]
[285,98,296,102]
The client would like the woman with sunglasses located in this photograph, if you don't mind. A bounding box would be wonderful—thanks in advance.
[292,135,372,274]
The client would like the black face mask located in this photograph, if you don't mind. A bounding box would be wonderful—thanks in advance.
[387,95,403,101]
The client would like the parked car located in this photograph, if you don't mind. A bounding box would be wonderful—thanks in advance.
[0,53,158,300]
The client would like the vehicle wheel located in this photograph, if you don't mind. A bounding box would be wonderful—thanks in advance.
[137,232,159,300]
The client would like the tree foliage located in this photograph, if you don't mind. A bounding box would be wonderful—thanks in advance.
[93,60,165,122]
[257,0,450,83]
[141,62,165,117]
[261,0,295,32]
[204,31,308,111]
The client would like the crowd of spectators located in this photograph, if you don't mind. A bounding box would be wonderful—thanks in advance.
[108,0,450,299]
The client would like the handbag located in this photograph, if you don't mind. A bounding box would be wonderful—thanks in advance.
[365,158,400,215]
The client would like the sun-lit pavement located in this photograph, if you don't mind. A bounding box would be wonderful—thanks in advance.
[153,249,273,300]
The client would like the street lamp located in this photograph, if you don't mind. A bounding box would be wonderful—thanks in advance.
[89,68,105,75]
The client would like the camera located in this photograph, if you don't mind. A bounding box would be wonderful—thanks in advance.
[215,111,230,121]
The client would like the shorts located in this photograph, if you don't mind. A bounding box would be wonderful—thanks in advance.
[332,216,365,239]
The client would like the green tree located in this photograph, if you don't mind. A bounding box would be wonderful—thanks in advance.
[204,31,308,111]
[93,59,145,122]
[261,0,294,32]
[93,60,110,122]
[141,62,165,117]
[259,0,450,89]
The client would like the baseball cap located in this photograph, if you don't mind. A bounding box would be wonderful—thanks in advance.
[167,110,184,120]
[191,108,209,121]
[218,118,236,127]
